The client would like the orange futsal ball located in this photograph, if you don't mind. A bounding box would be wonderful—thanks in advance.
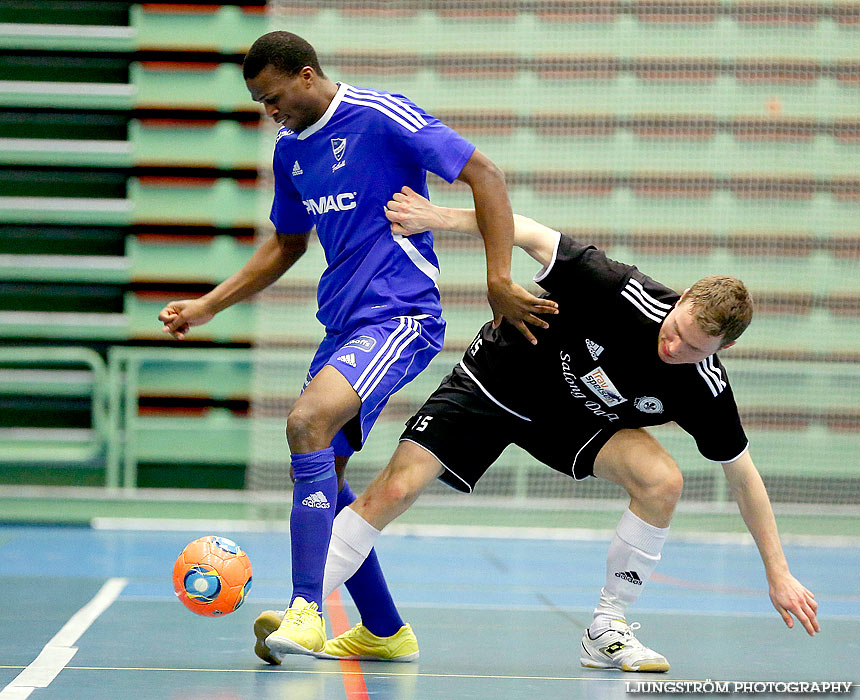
[172,536,253,617]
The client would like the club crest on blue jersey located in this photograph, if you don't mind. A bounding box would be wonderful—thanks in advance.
[331,137,347,171]
[331,138,346,161]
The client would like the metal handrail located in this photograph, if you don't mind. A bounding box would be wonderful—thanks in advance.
[0,346,108,466]
[105,346,253,489]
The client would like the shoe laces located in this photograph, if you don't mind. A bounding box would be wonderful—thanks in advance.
[617,622,646,647]
[284,601,320,625]
[342,623,366,639]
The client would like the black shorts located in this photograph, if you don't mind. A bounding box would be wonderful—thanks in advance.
[400,363,615,493]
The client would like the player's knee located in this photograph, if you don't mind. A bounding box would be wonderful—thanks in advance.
[660,462,684,507]
[378,476,412,507]
[375,467,420,508]
[641,457,683,514]
[285,403,327,450]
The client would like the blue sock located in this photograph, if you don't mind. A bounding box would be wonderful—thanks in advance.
[336,481,405,637]
[290,447,338,608]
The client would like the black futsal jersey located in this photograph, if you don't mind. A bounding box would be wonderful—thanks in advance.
[458,234,749,465]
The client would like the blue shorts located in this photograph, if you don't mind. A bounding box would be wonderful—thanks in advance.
[305,314,445,458]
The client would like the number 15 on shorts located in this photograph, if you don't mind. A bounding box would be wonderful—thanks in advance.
[412,415,433,432]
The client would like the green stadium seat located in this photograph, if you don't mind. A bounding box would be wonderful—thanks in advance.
[0,196,131,225]
[132,4,266,53]
[0,0,130,26]
[0,430,105,467]
[128,234,255,283]
[0,136,131,168]
[131,119,260,168]
[129,177,259,226]
[0,80,134,111]
[0,22,134,53]
[137,359,252,400]
[0,310,128,340]
[132,62,250,111]
[0,253,129,284]
[134,409,249,465]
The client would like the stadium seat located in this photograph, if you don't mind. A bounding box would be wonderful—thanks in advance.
[132,4,266,53]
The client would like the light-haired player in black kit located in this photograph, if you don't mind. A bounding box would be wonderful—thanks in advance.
[307,187,820,671]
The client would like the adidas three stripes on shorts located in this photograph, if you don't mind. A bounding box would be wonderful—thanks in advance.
[305,314,445,458]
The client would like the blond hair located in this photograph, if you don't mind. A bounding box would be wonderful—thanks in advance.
[685,275,753,344]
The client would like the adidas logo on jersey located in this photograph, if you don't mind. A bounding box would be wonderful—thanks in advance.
[301,491,331,509]
[337,353,357,367]
[292,160,303,176]
[586,339,604,361]
[614,570,642,585]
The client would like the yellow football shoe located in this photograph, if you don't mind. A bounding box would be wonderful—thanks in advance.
[317,622,419,662]
[265,597,327,662]
[253,609,284,665]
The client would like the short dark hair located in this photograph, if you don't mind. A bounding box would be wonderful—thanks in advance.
[243,31,324,80]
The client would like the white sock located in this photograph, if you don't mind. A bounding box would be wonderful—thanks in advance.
[590,508,668,635]
[322,506,381,601]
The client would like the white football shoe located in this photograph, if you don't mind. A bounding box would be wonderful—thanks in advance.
[580,620,670,672]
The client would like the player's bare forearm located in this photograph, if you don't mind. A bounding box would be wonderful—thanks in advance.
[724,455,788,575]
[457,150,515,283]
[456,151,558,343]
[386,188,557,267]
[159,231,309,339]
[203,231,308,314]
[723,451,820,635]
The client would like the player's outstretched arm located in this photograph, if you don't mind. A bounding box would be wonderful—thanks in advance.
[158,231,310,340]
[722,450,820,636]
[386,186,559,268]
[454,150,558,344]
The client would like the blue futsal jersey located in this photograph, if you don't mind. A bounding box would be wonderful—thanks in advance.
[270,82,476,335]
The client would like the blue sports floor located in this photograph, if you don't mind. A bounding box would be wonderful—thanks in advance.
[0,524,857,699]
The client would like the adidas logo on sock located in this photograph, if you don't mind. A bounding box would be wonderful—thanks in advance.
[337,353,356,367]
[301,491,331,509]
[614,570,642,585]
[292,160,303,176]
[586,339,604,361]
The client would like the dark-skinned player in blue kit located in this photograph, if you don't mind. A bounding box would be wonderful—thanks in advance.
[157,32,557,664]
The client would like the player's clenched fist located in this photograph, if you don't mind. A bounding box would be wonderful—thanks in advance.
[385,186,443,235]
[158,298,215,340]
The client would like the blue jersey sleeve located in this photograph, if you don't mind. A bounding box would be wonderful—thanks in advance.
[270,143,314,234]
[385,93,476,183]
